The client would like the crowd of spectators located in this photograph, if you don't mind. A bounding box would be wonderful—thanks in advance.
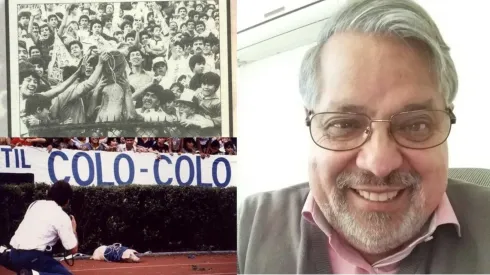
[0,137,237,155]
[17,1,223,137]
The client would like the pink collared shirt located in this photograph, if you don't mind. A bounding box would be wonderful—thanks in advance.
[302,192,461,274]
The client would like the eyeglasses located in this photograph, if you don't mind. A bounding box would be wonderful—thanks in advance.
[305,109,456,151]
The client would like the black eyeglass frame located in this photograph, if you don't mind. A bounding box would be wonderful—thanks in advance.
[305,108,457,151]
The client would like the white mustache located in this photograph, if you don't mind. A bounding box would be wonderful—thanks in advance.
[336,170,421,189]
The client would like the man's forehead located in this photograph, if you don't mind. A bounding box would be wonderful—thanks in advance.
[316,33,441,113]
[325,98,438,113]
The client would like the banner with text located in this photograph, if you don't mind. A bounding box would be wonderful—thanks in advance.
[0,146,236,188]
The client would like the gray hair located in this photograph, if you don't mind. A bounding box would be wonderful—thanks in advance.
[299,0,458,110]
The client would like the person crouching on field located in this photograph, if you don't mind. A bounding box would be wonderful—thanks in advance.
[0,180,78,275]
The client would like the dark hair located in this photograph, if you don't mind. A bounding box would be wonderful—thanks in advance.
[192,36,205,45]
[65,5,77,15]
[90,19,103,32]
[28,46,40,56]
[224,141,234,149]
[87,55,99,67]
[127,46,143,59]
[68,40,83,52]
[211,140,220,148]
[145,11,153,22]
[195,20,206,28]
[189,54,206,71]
[47,180,73,206]
[125,31,136,41]
[169,82,184,93]
[28,56,45,68]
[178,7,187,14]
[113,30,123,36]
[181,36,193,48]
[78,15,89,23]
[143,84,175,105]
[18,41,27,51]
[122,15,134,24]
[19,69,39,84]
[173,41,184,50]
[18,11,31,21]
[24,94,51,116]
[178,75,188,82]
[39,23,50,32]
[120,20,133,32]
[188,10,197,19]
[199,13,208,20]
[145,26,154,34]
[203,36,214,47]
[101,14,112,26]
[201,72,220,89]
[139,30,150,40]
[68,20,79,27]
[47,14,58,22]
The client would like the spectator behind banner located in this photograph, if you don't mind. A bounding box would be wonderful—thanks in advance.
[208,139,223,155]
[151,137,169,153]
[224,140,236,155]
[118,137,136,152]
[182,137,197,154]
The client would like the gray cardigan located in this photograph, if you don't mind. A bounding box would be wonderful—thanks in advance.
[238,178,490,274]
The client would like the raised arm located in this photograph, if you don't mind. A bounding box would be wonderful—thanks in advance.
[40,65,81,99]
[57,4,71,37]
[70,52,109,99]
[27,12,39,44]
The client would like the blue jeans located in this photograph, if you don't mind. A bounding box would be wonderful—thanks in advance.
[8,249,72,275]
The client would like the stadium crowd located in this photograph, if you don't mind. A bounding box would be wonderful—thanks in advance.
[0,137,237,155]
[16,1,223,136]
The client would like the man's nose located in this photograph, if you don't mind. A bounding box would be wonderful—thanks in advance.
[356,124,403,178]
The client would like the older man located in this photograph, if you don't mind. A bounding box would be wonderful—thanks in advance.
[238,0,490,274]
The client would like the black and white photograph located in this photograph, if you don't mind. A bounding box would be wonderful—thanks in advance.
[7,0,231,137]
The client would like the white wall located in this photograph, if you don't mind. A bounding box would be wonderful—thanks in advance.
[237,0,490,206]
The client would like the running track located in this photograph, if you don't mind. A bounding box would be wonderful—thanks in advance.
[0,253,237,275]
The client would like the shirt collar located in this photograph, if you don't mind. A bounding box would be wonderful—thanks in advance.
[302,189,461,238]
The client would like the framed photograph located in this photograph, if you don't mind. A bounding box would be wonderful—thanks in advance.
[7,0,232,137]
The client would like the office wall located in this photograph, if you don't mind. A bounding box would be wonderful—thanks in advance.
[237,0,490,205]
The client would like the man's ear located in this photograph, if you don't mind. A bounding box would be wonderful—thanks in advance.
[36,107,43,114]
